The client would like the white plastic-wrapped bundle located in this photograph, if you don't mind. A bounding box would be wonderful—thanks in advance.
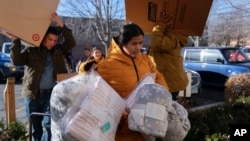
[64,72,125,141]
[163,101,191,141]
[128,83,172,138]
[51,72,93,141]
[51,71,125,141]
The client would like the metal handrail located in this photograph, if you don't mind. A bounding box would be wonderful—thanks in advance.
[29,112,51,141]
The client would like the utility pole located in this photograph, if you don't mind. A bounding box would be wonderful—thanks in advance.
[189,36,200,47]
[194,36,200,47]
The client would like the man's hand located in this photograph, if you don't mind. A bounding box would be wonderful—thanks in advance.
[51,12,64,28]
[157,11,173,29]
[1,30,18,40]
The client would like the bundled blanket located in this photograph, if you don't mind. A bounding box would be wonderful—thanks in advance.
[163,101,191,141]
[127,74,190,140]
[128,83,172,138]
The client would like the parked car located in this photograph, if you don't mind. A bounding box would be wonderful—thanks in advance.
[139,48,201,95]
[1,42,26,57]
[181,47,250,87]
[0,52,24,82]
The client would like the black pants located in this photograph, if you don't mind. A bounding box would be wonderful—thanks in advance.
[155,138,163,141]
[171,91,179,100]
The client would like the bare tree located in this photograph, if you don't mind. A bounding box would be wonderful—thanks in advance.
[207,0,250,47]
[58,0,250,49]
[188,0,250,47]
[61,17,95,45]
[58,0,125,54]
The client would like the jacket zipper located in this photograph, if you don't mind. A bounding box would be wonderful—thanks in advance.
[131,58,139,82]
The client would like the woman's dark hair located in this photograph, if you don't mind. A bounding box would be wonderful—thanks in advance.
[84,47,91,51]
[92,47,101,52]
[115,23,144,46]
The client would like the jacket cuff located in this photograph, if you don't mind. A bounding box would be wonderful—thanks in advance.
[12,38,21,44]
[153,23,167,34]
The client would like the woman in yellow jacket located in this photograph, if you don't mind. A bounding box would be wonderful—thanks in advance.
[78,47,104,73]
[148,12,189,100]
[97,23,169,141]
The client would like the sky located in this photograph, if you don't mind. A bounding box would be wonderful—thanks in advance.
[56,0,125,18]
[56,0,250,19]
[206,0,250,23]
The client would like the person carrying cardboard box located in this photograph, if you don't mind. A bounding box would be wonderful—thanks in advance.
[3,12,76,141]
[148,11,189,100]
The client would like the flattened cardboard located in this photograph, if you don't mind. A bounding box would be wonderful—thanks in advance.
[0,0,60,46]
[125,0,213,36]
[57,73,78,82]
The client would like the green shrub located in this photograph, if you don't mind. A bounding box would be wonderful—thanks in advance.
[185,100,250,141]
[0,119,28,141]
[185,73,250,140]
[205,133,229,141]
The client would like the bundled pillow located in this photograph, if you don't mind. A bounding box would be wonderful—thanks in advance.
[51,73,91,141]
[51,71,125,141]
[65,77,125,141]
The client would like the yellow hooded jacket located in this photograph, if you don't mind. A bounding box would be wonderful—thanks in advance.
[97,39,168,141]
[148,24,189,93]
[78,56,104,73]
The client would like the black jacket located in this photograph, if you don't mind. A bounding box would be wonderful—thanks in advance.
[10,25,76,99]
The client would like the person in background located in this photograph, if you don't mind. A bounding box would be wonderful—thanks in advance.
[97,22,168,141]
[6,12,76,141]
[78,47,104,73]
[75,47,91,72]
[89,47,105,62]
[65,52,76,72]
[148,11,189,100]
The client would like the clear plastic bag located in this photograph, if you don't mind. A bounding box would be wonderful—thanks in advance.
[51,72,95,141]
[125,73,156,112]
[163,101,191,141]
[65,74,125,141]
[128,83,172,138]
[51,71,125,141]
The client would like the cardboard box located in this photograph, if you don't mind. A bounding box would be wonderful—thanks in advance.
[125,0,213,36]
[0,0,60,46]
[57,73,78,82]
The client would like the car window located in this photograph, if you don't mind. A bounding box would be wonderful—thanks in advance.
[223,49,248,62]
[202,50,222,63]
[4,43,25,54]
[243,48,250,53]
[242,48,250,58]
[184,50,201,61]
[4,44,12,53]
